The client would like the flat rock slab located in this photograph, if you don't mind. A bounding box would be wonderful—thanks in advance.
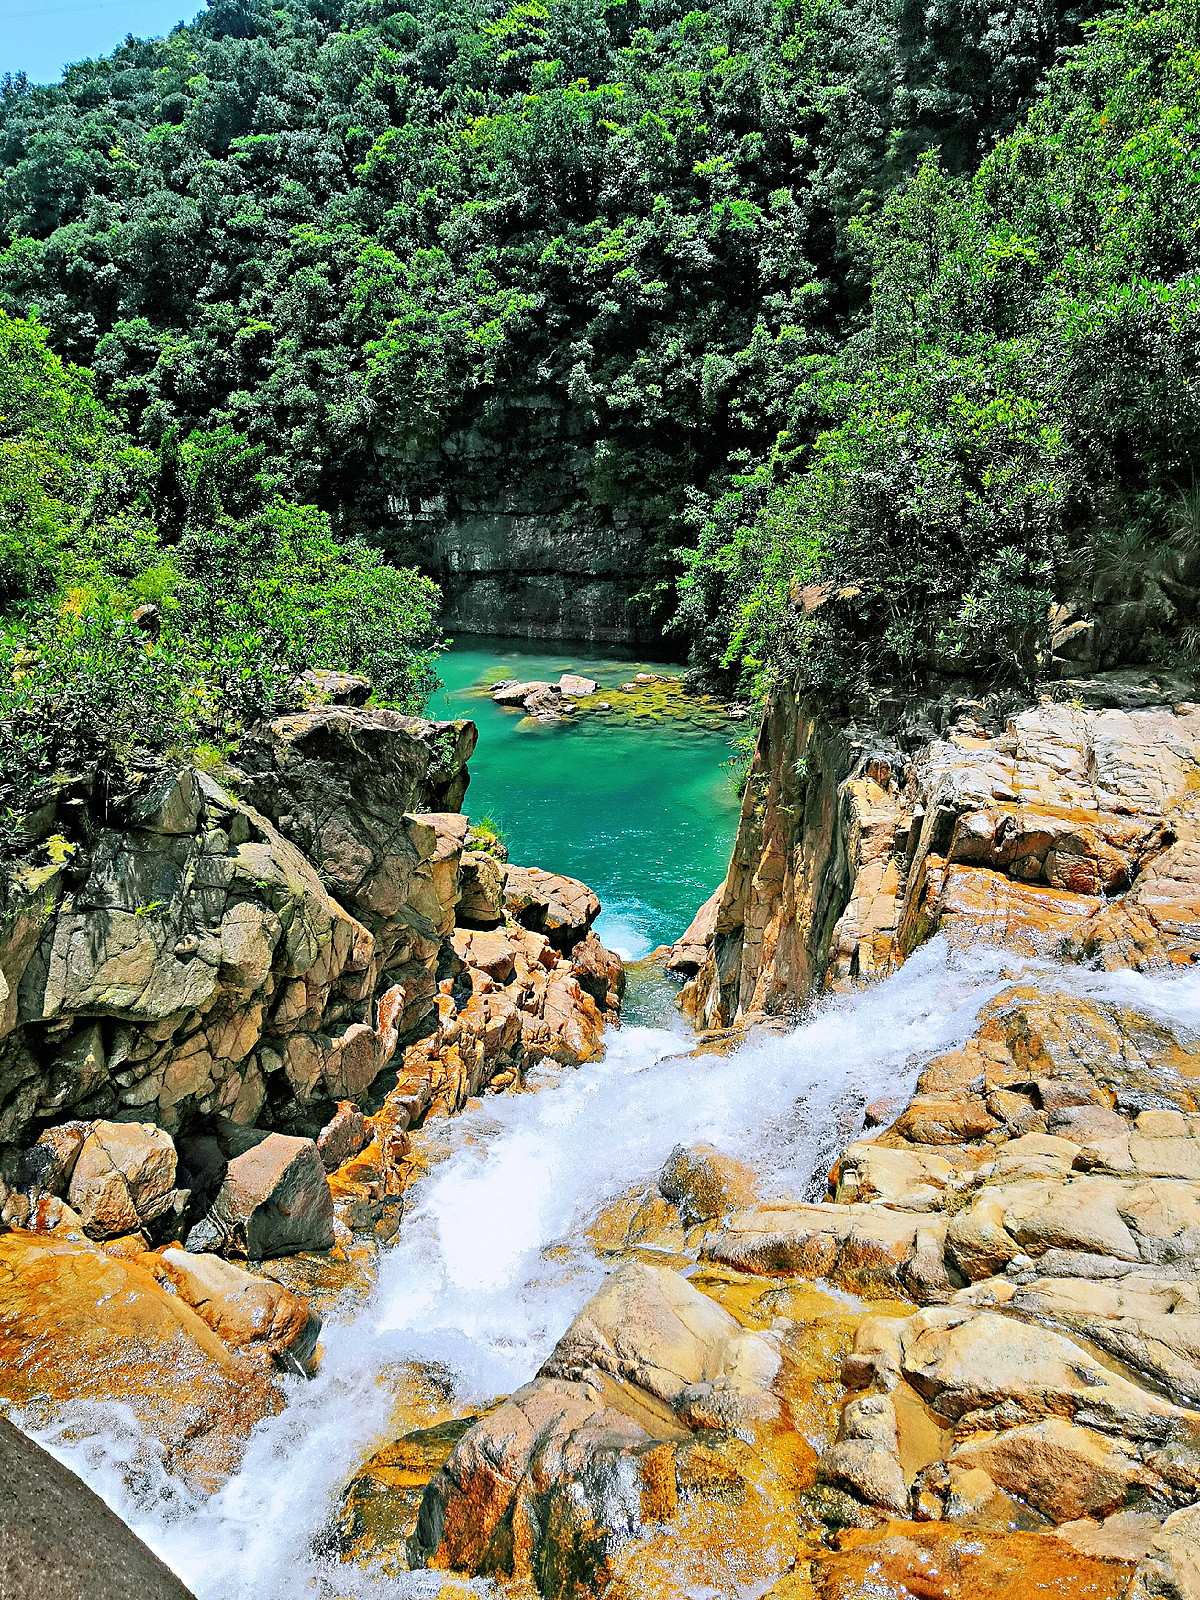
[492,680,555,706]
[0,1416,196,1600]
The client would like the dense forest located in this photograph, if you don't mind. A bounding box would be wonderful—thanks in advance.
[2,0,1199,782]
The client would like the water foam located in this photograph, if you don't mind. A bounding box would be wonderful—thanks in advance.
[20,939,1200,1597]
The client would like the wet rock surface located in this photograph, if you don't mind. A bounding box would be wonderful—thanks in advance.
[0,1227,284,1490]
[353,969,1200,1597]
[0,687,624,1509]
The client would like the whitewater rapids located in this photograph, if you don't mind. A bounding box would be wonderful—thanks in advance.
[21,938,1200,1598]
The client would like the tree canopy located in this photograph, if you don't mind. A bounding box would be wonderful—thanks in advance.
[0,0,1108,650]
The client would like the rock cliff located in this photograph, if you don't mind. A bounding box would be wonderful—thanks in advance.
[680,669,1200,1029]
[0,688,625,1491]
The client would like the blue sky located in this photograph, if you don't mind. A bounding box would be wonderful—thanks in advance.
[2,0,203,84]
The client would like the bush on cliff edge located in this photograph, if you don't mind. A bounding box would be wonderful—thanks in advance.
[0,309,443,861]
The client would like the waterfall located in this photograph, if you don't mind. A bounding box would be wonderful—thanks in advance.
[20,937,1200,1599]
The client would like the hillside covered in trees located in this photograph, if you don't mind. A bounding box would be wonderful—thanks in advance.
[2,0,1199,710]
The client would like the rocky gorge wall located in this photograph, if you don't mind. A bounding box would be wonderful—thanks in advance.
[676,668,1200,1029]
[0,673,625,1502]
[381,408,662,643]
[359,670,1200,1600]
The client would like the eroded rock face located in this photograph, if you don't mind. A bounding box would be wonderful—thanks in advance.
[0,702,482,1166]
[681,672,1200,1028]
[414,1261,780,1585]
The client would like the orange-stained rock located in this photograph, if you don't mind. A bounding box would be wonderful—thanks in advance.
[316,1099,367,1173]
[805,1521,1135,1600]
[414,1262,782,1589]
[0,1229,281,1490]
[658,1143,760,1223]
[148,1246,321,1368]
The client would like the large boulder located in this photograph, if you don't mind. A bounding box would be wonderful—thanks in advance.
[0,1415,198,1600]
[0,1230,281,1490]
[664,886,722,978]
[186,1132,334,1259]
[568,929,625,1009]
[503,865,600,949]
[315,1100,366,1173]
[148,1246,321,1368]
[415,1263,780,1586]
[65,1121,183,1239]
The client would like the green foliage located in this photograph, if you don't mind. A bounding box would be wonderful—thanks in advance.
[681,0,1200,696]
[469,811,508,854]
[0,310,443,838]
[0,0,1104,631]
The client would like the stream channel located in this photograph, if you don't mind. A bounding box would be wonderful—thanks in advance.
[20,643,1200,1599]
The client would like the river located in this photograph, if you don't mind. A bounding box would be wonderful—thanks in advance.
[429,637,744,959]
[19,644,1200,1599]
[26,945,1200,1598]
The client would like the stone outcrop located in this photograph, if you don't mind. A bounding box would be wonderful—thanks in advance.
[0,687,626,1515]
[681,670,1200,1028]
[0,696,620,1219]
[413,1260,781,1586]
[0,1226,284,1490]
[0,729,468,1154]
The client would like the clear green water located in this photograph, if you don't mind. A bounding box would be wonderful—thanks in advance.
[427,636,742,957]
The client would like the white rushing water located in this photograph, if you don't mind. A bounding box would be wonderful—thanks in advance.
[22,938,1200,1598]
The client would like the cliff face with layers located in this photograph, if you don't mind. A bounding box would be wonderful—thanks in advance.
[0,703,480,1152]
[387,671,1200,1600]
[680,669,1200,1029]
